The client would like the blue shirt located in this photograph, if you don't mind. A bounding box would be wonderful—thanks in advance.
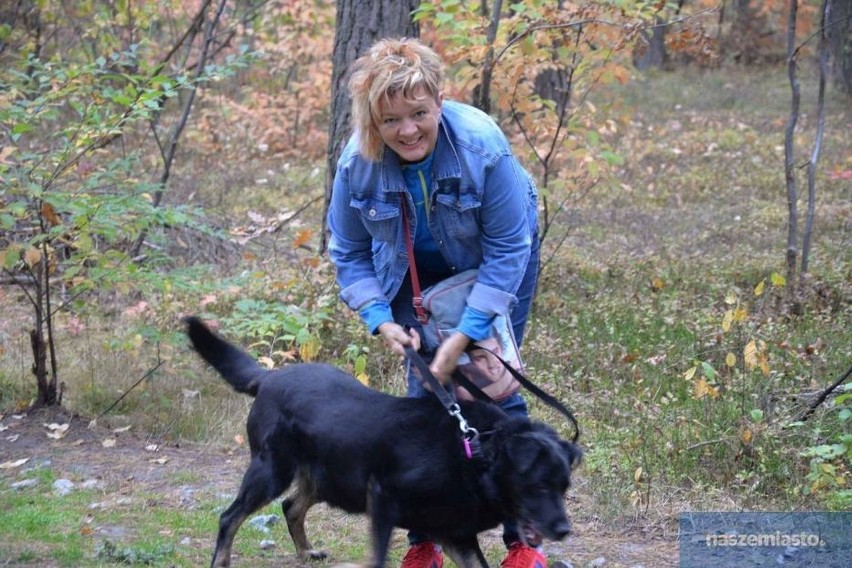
[328,100,539,339]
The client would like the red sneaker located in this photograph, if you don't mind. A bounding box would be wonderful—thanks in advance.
[501,542,547,568]
[400,542,443,568]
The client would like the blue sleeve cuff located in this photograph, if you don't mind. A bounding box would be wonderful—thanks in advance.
[456,306,495,341]
[358,301,394,335]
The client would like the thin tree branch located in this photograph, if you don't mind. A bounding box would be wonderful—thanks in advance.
[799,365,852,422]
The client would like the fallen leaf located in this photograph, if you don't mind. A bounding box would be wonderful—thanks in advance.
[149,457,169,465]
[0,458,29,469]
[112,425,132,433]
[102,438,116,448]
[44,423,70,439]
[145,444,159,452]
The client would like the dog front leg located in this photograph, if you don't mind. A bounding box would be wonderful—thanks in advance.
[442,539,490,568]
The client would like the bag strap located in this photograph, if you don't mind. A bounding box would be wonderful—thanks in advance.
[460,345,581,443]
[401,197,579,442]
[400,198,428,324]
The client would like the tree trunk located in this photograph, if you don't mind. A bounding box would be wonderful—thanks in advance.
[802,1,830,280]
[321,0,420,252]
[784,0,800,299]
[826,0,852,96]
[633,17,667,71]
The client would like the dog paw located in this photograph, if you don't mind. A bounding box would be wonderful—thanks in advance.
[307,549,329,560]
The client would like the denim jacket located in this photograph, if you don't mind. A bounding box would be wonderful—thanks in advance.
[327,100,538,322]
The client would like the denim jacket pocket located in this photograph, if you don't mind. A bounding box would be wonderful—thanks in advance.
[434,192,481,240]
[350,196,400,243]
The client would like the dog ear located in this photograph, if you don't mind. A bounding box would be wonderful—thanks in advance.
[506,433,547,475]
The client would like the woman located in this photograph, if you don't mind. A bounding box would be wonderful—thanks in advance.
[327,37,543,568]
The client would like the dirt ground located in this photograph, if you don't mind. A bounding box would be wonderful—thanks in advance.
[0,406,679,568]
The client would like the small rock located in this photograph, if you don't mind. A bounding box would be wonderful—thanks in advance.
[81,479,103,490]
[53,478,75,496]
[248,514,280,533]
[552,561,575,568]
[180,537,192,546]
[259,539,276,550]
[179,486,197,507]
[589,558,606,568]
[11,479,39,490]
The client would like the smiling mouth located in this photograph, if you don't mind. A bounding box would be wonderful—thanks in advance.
[399,138,422,148]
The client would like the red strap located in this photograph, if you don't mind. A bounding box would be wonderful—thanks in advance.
[400,198,428,324]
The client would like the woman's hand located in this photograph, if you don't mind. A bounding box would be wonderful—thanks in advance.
[429,331,470,384]
[377,322,421,356]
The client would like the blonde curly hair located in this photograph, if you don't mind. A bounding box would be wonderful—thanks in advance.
[348,37,445,162]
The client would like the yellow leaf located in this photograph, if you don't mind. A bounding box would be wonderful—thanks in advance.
[758,353,770,377]
[740,427,753,445]
[725,291,737,305]
[299,339,319,362]
[0,146,16,162]
[634,467,643,483]
[651,276,665,291]
[356,372,369,386]
[693,377,719,399]
[683,366,697,381]
[733,307,748,321]
[744,340,758,369]
[726,353,737,367]
[721,310,733,332]
[23,247,42,268]
[770,272,786,287]
[754,280,765,297]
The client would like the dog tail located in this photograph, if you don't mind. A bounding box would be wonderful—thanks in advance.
[184,316,263,397]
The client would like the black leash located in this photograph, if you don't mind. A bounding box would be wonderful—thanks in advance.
[457,345,581,443]
[404,346,482,460]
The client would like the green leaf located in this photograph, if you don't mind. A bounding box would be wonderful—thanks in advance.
[602,150,624,166]
[749,409,764,423]
[701,361,716,382]
[11,122,33,136]
[0,213,15,230]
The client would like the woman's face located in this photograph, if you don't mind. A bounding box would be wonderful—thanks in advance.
[377,85,442,163]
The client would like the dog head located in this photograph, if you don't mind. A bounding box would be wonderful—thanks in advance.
[497,421,582,542]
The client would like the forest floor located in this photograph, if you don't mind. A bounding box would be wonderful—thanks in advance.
[0,406,678,568]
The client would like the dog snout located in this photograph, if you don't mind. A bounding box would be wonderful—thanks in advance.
[549,519,571,540]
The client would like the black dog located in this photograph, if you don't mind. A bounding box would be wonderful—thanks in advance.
[185,317,581,568]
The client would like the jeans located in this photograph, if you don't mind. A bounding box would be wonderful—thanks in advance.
[393,239,540,548]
